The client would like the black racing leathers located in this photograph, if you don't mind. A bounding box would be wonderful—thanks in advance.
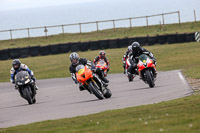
[127,47,156,74]
[69,58,88,83]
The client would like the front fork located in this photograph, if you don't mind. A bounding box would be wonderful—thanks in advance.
[92,75,104,91]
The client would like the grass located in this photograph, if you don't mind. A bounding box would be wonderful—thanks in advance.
[1,93,200,133]
[0,21,200,50]
[0,42,200,82]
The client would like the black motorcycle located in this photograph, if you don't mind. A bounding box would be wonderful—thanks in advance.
[15,71,37,104]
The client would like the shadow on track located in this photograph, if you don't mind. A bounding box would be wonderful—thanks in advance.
[0,100,55,109]
[64,99,100,105]
[116,85,166,93]
[0,104,28,109]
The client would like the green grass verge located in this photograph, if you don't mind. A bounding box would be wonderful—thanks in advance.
[1,93,200,133]
[0,21,199,50]
[0,42,200,82]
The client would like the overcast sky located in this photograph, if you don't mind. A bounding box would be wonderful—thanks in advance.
[0,0,101,11]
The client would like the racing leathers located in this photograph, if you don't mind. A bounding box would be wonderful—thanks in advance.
[10,63,35,84]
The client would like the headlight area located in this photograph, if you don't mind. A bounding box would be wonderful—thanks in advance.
[25,79,30,84]
[17,82,23,85]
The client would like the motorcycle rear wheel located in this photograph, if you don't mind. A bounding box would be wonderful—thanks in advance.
[103,88,112,98]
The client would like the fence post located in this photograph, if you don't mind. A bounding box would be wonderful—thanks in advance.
[27,28,30,38]
[162,14,165,25]
[129,18,132,28]
[44,26,48,37]
[194,10,197,23]
[178,11,181,24]
[10,30,13,40]
[96,21,99,31]
[62,25,65,34]
[146,16,149,27]
[79,23,82,33]
[113,20,116,29]
[159,21,162,31]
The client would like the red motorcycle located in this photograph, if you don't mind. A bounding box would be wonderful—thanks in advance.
[95,59,109,77]
[136,54,157,88]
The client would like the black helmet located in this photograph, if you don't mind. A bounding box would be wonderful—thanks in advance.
[99,51,106,59]
[69,52,79,65]
[131,42,140,51]
[12,59,21,70]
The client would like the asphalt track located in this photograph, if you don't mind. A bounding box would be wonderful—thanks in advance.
[0,70,192,128]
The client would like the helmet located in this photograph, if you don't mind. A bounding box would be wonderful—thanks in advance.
[131,42,140,51]
[12,59,21,70]
[99,51,106,59]
[69,52,79,65]
[128,45,132,52]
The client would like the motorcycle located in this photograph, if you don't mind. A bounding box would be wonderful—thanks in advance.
[95,59,108,77]
[15,71,37,104]
[136,54,157,88]
[76,65,112,100]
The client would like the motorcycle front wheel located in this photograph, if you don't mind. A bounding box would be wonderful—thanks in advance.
[22,86,33,104]
[88,82,104,100]
[145,69,155,88]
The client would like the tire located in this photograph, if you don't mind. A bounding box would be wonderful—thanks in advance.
[128,73,133,82]
[88,82,104,100]
[103,89,112,98]
[23,86,33,104]
[33,98,36,104]
[145,69,155,88]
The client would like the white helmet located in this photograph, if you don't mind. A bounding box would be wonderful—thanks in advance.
[69,52,79,65]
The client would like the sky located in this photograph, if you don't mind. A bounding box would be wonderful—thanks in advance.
[0,0,101,11]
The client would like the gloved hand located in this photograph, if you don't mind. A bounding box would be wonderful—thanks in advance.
[91,65,96,72]
[129,59,134,65]
[149,53,154,58]
[30,75,36,82]
[15,84,19,90]
[74,79,79,84]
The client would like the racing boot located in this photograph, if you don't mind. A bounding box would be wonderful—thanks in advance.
[35,85,39,90]
[102,82,108,87]
[15,84,19,90]
[31,76,39,90]
[79,84,86,91]
[101,76,109,83]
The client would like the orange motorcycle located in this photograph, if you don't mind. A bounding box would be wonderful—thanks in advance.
[95,60,108,77]
[76,65,112,100]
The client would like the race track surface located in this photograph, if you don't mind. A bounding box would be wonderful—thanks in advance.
[0,70,192,128]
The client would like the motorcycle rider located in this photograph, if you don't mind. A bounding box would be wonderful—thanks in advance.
[69,52,109,91]
[127,42,157,77]
[10,59,38,90]
[93,51,110,72]
[122,45,132,74]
